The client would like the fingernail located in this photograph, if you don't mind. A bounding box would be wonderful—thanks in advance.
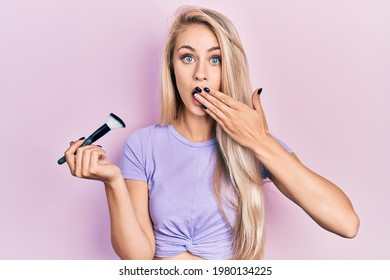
[257,88,263,95]
[204,87,210,93]
[71,136,85,145]
[195,87,202,93]
[201,104,207,110]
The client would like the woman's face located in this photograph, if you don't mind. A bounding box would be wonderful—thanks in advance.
[172,24,221,118]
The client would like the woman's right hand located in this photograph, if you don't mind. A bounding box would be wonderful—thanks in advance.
[64,138,122,184]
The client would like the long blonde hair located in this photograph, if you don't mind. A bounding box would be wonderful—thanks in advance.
[160,6,265,259]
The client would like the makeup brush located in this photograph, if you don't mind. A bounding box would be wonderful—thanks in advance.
[57,113,126,165]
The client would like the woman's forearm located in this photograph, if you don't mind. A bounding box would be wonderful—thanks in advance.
[104,178,154,259]
[255,134,360,238]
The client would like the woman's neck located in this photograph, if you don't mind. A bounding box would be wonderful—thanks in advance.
[173,113,214,142]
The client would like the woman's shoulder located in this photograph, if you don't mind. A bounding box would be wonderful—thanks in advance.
[129,124,169,138]
[122,124,172,157]
[125,124,171,144]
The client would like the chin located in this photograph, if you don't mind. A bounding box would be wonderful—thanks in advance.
[193,109,208,117]
[185,106,207,117]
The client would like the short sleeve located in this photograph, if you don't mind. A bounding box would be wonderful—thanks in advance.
[260,135,293,179]
[120,132,148,182]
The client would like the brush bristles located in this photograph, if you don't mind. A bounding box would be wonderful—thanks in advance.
[106,113,126,129]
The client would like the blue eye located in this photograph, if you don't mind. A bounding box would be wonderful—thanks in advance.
[210,56,221,65]
[182,55,195,63]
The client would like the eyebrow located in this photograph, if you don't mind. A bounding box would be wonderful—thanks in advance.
[177,45,220,52]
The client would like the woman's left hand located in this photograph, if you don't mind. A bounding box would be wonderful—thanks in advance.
[194,87,268,151]
[195,88,360,238]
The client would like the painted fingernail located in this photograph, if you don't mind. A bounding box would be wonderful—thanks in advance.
[257,88,263,95]
[195,86,202,93]
[201,104,207,110]
[204,87,210,93]
[71,137,85,145]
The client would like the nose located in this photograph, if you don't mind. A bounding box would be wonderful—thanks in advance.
[194,61,207,81]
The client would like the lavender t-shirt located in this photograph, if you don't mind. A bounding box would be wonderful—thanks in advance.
[120,124,291,259]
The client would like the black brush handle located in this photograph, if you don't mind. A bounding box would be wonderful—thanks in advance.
[57,138,93,165]
[57,113,125,166]
[57,123,110,165]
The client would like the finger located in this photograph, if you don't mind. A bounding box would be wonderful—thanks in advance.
[194,88,234,114]
[193,92,230,124]
[69,136,85,146]
[89,148,106,176]
[201,103,226,127]
[88,145,106,163]
[65,138,86,156]
[252,88,263,112]
[193,93,239,136]
[74,144,86,177]
[203,87,241,110]
[77,145,104,177]
[65,138,85,175]
[80,146,95,177]
[252,88,269,131]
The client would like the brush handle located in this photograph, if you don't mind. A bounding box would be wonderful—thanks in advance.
[57,113,125,166]
[57,138,93,165]
[57,156,67,165]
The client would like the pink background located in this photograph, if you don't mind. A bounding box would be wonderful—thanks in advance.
[0,0,389,259]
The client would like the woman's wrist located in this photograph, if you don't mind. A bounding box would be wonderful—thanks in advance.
[103,169,125,190]
[252,133,282,162]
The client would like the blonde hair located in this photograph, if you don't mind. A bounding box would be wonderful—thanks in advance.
[160,6,265,259]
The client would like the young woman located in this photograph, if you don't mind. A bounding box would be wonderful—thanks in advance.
[64,6,359,260]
